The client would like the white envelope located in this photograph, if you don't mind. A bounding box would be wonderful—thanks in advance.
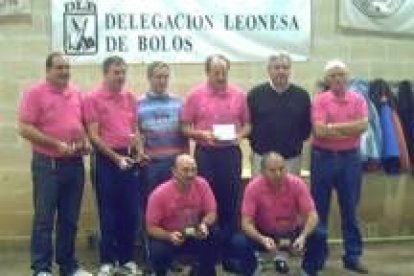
[213,124,236,141]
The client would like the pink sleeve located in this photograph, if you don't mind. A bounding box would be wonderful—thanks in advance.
[145,191,164,228]
[82,94,98,124]
[200,178,217,214]
[181,91,196,124]
[240,92,251,124]
[18,88,40,124]
[311,93,326,124]
[295,179,316,216]
[241,183,257,219]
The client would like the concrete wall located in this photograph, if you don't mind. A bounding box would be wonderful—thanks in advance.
[0,0,413,241]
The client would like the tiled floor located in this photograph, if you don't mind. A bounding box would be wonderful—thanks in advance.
[1,241,414,275]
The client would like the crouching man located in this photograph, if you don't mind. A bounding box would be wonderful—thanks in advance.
[232,152,318,275]
[146,154,218,276]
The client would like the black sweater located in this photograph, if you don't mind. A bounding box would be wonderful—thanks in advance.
[247,83,311,158]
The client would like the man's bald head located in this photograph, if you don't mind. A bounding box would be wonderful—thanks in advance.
[174,154,196,169]
[261,152,284,170]
[261,152,287,185]
[173,154,197,187]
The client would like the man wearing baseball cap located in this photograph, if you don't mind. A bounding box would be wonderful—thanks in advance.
[302,60,369,275]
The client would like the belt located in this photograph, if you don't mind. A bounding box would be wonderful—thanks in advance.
[94,147,129,156]
[33,151,83,169]
[196,144,239,150]
[312,146,358,155]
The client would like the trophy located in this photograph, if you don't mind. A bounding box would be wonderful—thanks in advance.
[183,226,198,238]
[273,238,291,274]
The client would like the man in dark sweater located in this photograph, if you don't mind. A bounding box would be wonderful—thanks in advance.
[248,53,311,176]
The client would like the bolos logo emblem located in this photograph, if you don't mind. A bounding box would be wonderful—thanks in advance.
[63,0,98,55]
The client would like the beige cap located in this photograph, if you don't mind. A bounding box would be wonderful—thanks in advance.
[324,59,348,73]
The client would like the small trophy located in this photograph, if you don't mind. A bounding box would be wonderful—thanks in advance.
[182,226,197,239]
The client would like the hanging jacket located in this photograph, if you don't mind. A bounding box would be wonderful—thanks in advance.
[391,110,411,171]
[369,79,402,174]
[396,81,414,163]
[349,78,382,161]
[379,103,401,174]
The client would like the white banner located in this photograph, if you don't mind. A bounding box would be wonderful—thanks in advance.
[340,0,414,35]
[0,0,31,16]
[51,0,311,64]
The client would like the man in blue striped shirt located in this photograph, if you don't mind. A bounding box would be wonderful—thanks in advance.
[137,61,189,199]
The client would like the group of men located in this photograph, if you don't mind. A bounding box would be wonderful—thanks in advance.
[18,51,369,276]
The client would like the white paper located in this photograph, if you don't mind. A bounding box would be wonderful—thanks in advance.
[213,124,236,141]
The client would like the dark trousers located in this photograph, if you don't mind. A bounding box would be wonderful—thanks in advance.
[141,156,175,204]
[94,150,140,265]
[138,156,175,267]
[149,237,217,276]
[231,230,302,276]
[142,157,175,221]
[30,152,84,276]
[195,145,242,249]
[302,147,363,274]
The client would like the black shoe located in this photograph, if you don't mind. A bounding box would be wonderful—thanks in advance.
[344,262,369,274]
[274,258,290,274]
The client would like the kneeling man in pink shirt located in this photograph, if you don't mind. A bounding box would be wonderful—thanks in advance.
[146,154,218,276]
[231,152,318,275]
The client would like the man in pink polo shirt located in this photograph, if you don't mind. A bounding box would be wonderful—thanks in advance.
[231,152,318,275]
[146,154,218,276]
[302,60,369,275]
[84,56,143,276]
[18,52,91,276]
[181,54,251,266]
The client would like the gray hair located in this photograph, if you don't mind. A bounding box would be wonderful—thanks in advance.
[205,54,230,73]
[267,52,292,68]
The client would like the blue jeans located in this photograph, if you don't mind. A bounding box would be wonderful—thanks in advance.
[302,147,363,274]
[30,152,84,275]
[142,156,175,203]
[149,235,217,276]
[94,150,141,265]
